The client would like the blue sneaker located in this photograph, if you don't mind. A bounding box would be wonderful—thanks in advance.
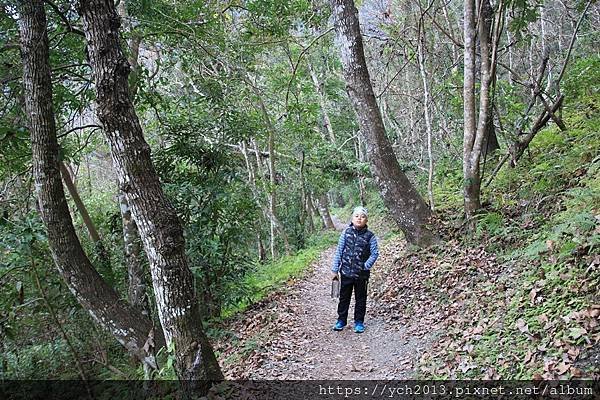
[354,321,365,333]
[333,320,346,331]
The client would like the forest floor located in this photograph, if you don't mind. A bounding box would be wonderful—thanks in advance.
[215,213,599,380]
[214,218,434,379]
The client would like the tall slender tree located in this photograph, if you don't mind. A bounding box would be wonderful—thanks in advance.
[77,0,222,387]
[463,0,504,220]
[329,0,437,246]
[115,0,149,319]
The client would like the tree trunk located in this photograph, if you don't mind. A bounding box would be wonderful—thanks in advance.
[309,62,336,143]
[241,140,284,261]
[316,194,336,230]
[298,150,310,235]
[507,30,515,86]
[256,232,267,262]
[77,0,222,387]
[115,0,152,336]
[118,192,148,314]
[417,29,435,212]
[355,136,367,206]
[307,191,323,228]
[116,0,142,99]
[268,137,277,260]
[463,0,478,219]
[18,0,162,371]
[248,80,291,257]
[330,0,437,246]
[463,0,500,220]
[304,193,315,233]
[442,0,460,73]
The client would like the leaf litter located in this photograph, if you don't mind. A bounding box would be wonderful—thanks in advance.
[214,218,599,380]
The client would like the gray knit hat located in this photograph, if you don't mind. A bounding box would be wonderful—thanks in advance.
[352,206,368,217]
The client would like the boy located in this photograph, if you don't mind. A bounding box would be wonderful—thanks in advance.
[331,206,379,333]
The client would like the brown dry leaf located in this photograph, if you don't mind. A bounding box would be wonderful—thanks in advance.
[473,325,484,334]
[571,367,584,378]
[529,288,539,305]
[516,318,530,334]
[567,346,580,360]
[555,362,571,375]
[523,350,533,364]
[559,272,572,281]
[543,360,556,372]
[542,371,556,379]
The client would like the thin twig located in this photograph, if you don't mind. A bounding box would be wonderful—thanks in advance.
[284,27,334,109]
[555,0,593,88]
[44,0,85,37]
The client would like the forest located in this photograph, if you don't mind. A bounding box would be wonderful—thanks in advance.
[1,0,599,395]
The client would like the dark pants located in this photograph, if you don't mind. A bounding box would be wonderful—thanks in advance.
[337,271,369,324]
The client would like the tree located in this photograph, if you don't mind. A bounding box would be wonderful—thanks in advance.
[463,0,503,220]
[77,0,222,387]
[115,0,150,321]
[18,0,161,371]
[329,0,437,246]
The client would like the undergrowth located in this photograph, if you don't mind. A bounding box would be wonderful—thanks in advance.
[417,56,600,378]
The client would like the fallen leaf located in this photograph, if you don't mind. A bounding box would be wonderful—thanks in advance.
[530,288,539,304]
[569,327,587,340]
[571,367,584,377]
[555,362,571,375]
[516,319,530,334]
[567,347,580,359]
[458,361,477,373]
[537,314,549,325]
[544,360,556,372]
[537,344,548,352]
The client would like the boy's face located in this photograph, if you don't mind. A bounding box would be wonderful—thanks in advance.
[352,212,367,228]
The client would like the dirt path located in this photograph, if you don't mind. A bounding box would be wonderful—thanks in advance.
[218,219,432,379]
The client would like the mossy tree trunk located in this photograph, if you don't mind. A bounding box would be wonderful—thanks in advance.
[77,0,223,388]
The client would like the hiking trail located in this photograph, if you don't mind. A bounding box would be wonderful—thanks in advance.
[216,217,433,379]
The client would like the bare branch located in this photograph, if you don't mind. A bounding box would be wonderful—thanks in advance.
[555,0,594,88]
[44,0,85,37]
[284,27,335,109]
[57,124,102,139]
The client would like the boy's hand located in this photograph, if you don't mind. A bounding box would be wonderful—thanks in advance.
[331,272,339,280]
